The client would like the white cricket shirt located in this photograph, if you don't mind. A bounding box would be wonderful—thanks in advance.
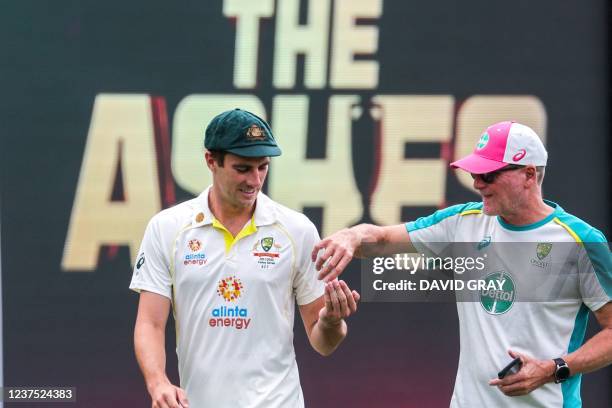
[406,201,611,408]
[130,187,324,407]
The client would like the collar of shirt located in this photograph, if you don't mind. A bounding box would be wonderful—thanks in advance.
[191,185,278,228]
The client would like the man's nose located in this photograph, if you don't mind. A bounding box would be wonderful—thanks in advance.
[472,175,486,190]
[246,169,261,186]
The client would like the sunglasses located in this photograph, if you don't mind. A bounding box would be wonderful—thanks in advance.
[471,165,525,184]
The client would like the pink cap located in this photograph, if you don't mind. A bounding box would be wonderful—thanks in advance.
[451,121,547,174]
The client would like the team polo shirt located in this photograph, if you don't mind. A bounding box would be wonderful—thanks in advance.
[406,200,611,408]
[130,187,324,408]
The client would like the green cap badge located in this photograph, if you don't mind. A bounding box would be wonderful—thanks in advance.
[204,108,282,157]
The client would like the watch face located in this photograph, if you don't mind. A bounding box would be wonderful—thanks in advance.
[557,365,570,380]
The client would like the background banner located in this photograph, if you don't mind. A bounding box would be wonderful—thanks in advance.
[1,0,609,406]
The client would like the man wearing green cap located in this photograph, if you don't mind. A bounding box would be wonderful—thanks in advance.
[130,108,360,408]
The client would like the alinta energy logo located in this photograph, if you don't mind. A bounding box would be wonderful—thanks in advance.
[184,238,207,266]
[210,276,251,330]
[480,271,516,315]
[217,276,244,302]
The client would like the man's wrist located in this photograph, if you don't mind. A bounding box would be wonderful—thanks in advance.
[544,359,556,381]
[146,376,170,393]
[552,357,571,383]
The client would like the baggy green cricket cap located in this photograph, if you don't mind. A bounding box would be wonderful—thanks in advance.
[204,108,282,157]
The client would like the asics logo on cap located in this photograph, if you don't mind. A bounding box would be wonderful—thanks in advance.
[512,149,527,161]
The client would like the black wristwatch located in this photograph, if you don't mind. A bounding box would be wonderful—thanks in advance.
[553,358,570,383]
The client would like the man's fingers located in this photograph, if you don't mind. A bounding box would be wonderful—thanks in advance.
[508,349,524,362]
[319,255,351,282]
[318,259,336,282]
[489,370,523,387]
[311,241,325,262]
[334,280,350,317]
[318,246,346,280]
[508,350,528,372]
[315,246,334,271]
[491,377,529,396]
[351,290,361,303]
[318,252,341,281]
[310,239,330,270]
[176,388,189,408]
[499,381,528,396]
[328,281,340,314]
[339,280,357,313]
[323,255,352,282]
[319,263,334,282]
[323,284,333,312]
[499,372,523,386]
[161,392,180,408]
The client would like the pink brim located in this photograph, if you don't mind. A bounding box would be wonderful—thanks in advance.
[450,154,508,174]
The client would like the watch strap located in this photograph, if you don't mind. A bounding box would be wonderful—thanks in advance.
[553,358,570,383]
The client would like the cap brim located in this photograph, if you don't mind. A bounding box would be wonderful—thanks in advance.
[226,144,282,158]
[450,154,508,174]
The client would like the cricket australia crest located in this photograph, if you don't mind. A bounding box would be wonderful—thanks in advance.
[252,236,282,269]
[531,242,553,268]
[536,243,552,260]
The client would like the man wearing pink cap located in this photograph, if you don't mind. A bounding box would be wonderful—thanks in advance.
[312,121,612,407]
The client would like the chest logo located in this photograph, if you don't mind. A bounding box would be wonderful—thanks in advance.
[536,243,552,260]
[477,235,491,250]
[210,276,251,330]
[184,239,207,266]
[261,237,274,251]
[479,271,516,315]
[188,239,201,252]
[252,236,282,269]
[217,276,244,302]
[531,242,552,268]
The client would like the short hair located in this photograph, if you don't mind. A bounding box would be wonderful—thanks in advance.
[209,150,227,167]
[536,166,545,185]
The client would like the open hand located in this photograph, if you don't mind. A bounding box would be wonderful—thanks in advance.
[318,280,360,326]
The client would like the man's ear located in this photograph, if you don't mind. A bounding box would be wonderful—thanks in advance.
[524,165,537,186]
[204,150,215,171]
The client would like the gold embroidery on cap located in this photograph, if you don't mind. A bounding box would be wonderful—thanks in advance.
[246,124,266,140]
[195,212,205,223]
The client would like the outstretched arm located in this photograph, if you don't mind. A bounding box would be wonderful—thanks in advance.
[135,291,190,408]
[311,224,414,282]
